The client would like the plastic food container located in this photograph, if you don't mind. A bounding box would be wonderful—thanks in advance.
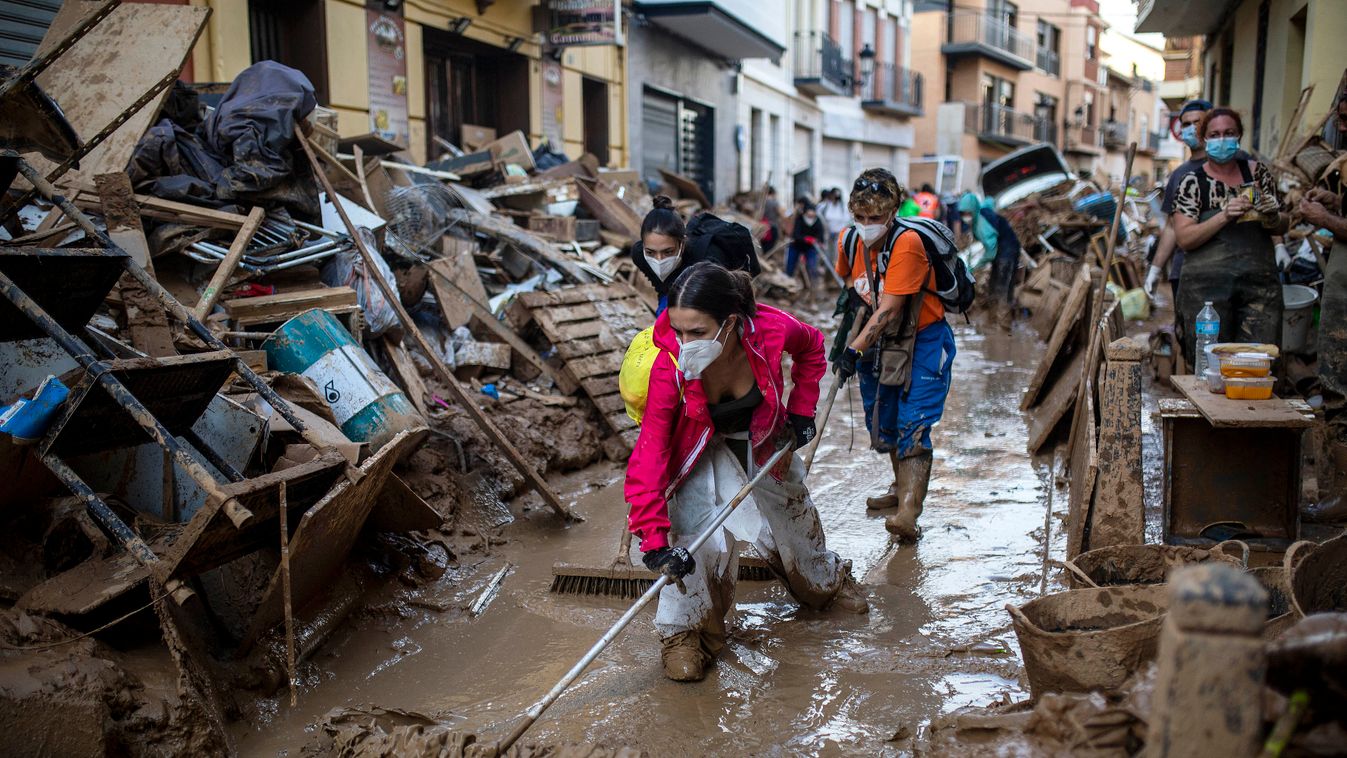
[1225,376,1275,401]
[1221,352,1273,378]
[1205,368,1226,393]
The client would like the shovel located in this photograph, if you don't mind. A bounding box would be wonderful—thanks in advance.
[496,445,793,753]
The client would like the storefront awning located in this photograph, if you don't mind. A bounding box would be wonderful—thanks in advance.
[635,2,785,62]
[1134,0,1239,36]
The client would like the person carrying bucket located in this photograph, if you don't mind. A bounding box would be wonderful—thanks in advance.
[624,262,868,683]
[833,168,957,542]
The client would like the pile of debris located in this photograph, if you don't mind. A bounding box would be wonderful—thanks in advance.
[0,2,753,752]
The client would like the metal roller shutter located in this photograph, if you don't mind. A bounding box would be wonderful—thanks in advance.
[0,0,62,67]
[641,89,678,192]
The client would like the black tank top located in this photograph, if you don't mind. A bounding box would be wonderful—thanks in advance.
[708,384,762,470]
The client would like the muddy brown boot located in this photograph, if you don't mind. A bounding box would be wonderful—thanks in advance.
[886,449,932,542]
[827,564,870,614]
[660,631,711,682]
[865,451,903,510]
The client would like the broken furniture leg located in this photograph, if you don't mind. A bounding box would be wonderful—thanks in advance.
[194,206,265,320]
[293,130,578,523]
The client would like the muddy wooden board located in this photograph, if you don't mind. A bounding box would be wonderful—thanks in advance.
[513,283,652,450]
[1064,363,1099,559]
[17,550,147,616]
[1021,266,1089,411]
[26,2,210,185]
[158,450,348,580]
[1027,349,1085,455]
[243,430,422,642]
[1170,375,1315,429]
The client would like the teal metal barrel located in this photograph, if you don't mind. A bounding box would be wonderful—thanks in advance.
[262,308,422,452]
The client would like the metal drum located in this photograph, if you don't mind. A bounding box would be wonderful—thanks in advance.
[262,308,421,452]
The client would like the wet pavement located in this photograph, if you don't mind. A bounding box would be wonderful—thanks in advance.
[234,320,1064,756]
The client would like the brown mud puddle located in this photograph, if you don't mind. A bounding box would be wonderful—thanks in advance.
[233,322,1063,756]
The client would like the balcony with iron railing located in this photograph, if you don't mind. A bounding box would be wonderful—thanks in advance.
[1101,120,1130,149]
[1139,129,1163,154]
[966,103,1042,146]
[861,62,923,118]
[942,13,1037,71]
[1036,47,1060,77]
[793,30,851,97]
[1065,123,1103,154]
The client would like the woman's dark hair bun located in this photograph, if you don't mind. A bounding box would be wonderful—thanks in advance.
[642,195,686,240]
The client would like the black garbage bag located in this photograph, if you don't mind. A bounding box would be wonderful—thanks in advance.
[203,61,320,219]
[126,119,228,205]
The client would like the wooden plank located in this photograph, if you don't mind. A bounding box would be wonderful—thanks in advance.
[568,351,625,381]
[94,172,177,357]
[1022,265,1089,411]
[383,336,430,418]
[576,177,642,240]
[194,206,266,320]
[517,282,638,308]
[223,287,358,322]
[1170,375,1315,429]
[244,430,420,642]
[1027,349,1085,455]
[527,214,577,241]
[24,3,209,185]
[444,208,589,283]
[426,261,577,394]
[591,392,627,415]
[428,245,487,329]
[657,168,712,209]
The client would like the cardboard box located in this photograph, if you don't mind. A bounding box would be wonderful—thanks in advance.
[461,124,497,152]
[486,130,535,172]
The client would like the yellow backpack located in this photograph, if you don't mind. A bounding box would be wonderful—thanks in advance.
[619,327,677,424]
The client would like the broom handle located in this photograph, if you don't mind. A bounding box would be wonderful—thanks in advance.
[498,445,793,752]
[800,378,842,475]
[801,305,866,474]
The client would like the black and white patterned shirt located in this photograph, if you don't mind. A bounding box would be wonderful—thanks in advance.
[1173,160,1281,221]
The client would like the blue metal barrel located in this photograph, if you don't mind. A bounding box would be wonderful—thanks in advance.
[262,308,422,452]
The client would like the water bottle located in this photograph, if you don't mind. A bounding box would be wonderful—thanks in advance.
[1194,301,1220,378]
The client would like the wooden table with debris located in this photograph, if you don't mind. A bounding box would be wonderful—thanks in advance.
[1160,375,1316,560]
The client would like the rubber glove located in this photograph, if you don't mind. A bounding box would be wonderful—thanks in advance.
[642,547,696,579]
[1144,265,1163,297]
[835,347,861,380]
[1275,243,1291,270]
[788,413,817,448]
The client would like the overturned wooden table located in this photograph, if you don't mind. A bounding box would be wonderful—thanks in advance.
[1160,375,1315,560]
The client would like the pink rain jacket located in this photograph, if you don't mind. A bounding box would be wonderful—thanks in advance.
[624,304,826,552]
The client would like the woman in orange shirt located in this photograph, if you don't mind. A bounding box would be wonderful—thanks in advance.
[833,168,957,541]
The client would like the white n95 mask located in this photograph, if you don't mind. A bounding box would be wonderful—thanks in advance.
[859,223,888,246]
[645,248,682,281]
[678,320,728,380]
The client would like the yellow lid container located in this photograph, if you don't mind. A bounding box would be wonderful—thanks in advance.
[1224,376,1275,400]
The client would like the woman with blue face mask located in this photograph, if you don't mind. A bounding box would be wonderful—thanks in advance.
[624,262,868,682]
[1171,107,1289,365]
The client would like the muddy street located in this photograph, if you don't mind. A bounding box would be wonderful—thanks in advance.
[233,322,1058,755]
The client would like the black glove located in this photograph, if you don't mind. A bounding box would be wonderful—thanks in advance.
[788,413,816,448]
[835,346,861,380]
[642,546,696,579]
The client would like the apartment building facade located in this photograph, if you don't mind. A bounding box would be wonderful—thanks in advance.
[907,0,1107,193]
[1137,0,1346,156]
[1098,29,1170,186]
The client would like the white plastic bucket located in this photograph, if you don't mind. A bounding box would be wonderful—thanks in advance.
[1282,285,1318,354]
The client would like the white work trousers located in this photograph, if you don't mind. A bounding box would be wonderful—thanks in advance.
[652,440,845,651]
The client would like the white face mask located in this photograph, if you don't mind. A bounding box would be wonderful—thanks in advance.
[859,222,889,246]
[678,319,729,380]
[644,246,682,281]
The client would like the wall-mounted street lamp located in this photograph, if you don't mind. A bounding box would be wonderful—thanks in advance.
[449,17,472,34]
[858,44,876,90]
[506,36,524,52]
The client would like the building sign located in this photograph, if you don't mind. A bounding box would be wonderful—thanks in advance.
[541,59,565,147]
[366,3,409,147]
[545,0,622,47]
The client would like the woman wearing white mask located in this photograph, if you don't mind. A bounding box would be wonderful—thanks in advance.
[631,195,688,312]
[625,262,868,683]
[1171,107,1288,366]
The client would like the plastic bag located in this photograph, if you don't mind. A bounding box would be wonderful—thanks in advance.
[320,228,399,337]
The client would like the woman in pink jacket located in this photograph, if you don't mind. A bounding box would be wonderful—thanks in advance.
[625,262,868,683]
